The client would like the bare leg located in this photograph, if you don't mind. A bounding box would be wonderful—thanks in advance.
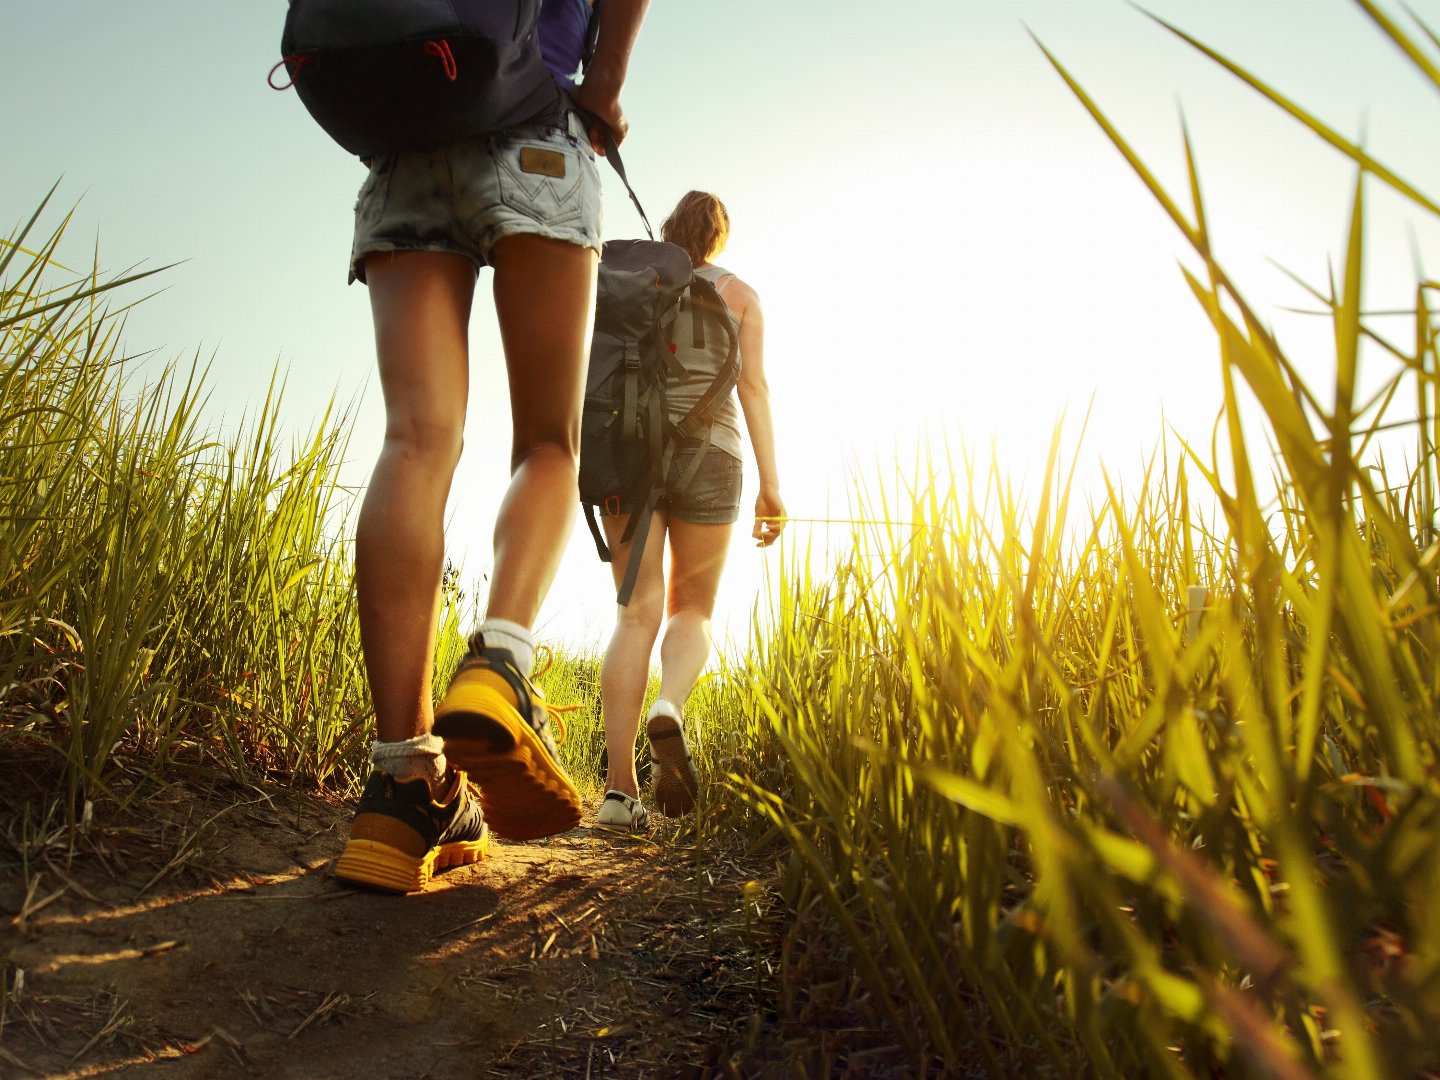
[657,518,734,708]
[356,252,474,744]
[424,234,595,843]
[598,512,667,797]
[485,233,598,626]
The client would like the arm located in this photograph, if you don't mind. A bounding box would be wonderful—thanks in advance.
[571,0,650,152]
[728,282,786,548]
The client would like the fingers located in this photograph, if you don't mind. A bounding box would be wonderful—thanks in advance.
[752,518,784,547]
[583,111,627,155]
[571,82,628,154]
[608,111,630,145]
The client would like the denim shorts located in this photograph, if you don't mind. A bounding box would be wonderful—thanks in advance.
[348,109,602,283]
[665,445,743,525]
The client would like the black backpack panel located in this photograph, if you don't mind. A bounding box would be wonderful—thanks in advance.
[279,0,561,157]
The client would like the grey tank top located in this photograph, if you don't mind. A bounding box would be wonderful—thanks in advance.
[667,264,744,462]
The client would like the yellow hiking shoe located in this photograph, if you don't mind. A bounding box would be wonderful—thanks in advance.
[334,770,489,894]
[432,638,582,841]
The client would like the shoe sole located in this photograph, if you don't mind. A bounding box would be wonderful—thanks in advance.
[434,677,582,841]
[647,713,698,817]
[593,821,647,835]
[595,808,649,833]
[335,827,490,895]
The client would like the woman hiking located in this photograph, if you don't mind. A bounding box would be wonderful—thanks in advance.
[333,0,650,894]
[595,191,786,831]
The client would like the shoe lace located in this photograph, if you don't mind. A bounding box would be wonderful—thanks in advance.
[542,699,581,743]
[528,644,579,743]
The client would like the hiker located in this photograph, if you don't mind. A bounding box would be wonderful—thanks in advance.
[595,191,786,831]
[331,0,651,894]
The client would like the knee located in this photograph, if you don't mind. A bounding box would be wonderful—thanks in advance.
[666,590,717,625]
[384,410,464,471]
[511,429,580,474]
[617,591,664,643]
[665,609,714,644]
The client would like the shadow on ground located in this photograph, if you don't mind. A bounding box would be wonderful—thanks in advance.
[1,771,784,1078]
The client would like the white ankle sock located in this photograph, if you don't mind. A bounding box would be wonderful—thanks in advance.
[647,696,681,723]
[479,617,534,676]
[370,733,447,789]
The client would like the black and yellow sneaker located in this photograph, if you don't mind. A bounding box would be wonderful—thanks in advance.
[432,638,582,841]
[334,770,489,894]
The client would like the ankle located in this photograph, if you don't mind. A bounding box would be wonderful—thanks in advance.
[432,767,462,803]
[647,696,681,723]
[476,617,534,675]
[605,778,640,799]
[371,733,447,791]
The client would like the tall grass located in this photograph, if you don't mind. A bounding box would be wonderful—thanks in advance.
[0,188,397,806]
[0,190,609,809]
[6,3,1438,1073]
[699,3,1440,1075]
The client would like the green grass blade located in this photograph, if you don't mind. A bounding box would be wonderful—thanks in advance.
[1142,8,1440,216]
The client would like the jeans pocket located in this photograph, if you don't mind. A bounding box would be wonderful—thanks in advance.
[494,130,589,227]
[716,455,742,509]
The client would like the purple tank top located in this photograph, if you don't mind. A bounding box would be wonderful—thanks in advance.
[538,0,591,87]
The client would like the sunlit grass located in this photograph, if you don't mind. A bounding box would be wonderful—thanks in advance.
[0,187,392,806]
[678,2,1440,1075]
[4,1,1439,1074]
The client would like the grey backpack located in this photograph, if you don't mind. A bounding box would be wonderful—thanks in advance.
[579,241,740,604]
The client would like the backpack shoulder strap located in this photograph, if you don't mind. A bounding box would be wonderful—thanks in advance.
[673,276,740,440]
[582,503,611,563]
[582,0,604,67]
[591,123,653,239]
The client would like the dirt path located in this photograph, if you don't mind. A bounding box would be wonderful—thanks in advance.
[1,774,784,1078]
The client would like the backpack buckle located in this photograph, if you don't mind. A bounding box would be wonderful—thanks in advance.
[604,495,622,517]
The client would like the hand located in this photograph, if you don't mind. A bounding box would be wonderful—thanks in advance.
[571,66,627,154]
[752,490,786,548]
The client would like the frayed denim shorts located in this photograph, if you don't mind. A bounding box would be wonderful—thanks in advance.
[348,109,602,284]
[665,444,743,526]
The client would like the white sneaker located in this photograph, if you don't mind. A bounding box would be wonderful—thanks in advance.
[596,790,649,832]
[646,698,698,816]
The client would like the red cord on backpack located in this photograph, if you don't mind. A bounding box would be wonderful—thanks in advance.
[267,54,312,91]
[423,39,458,81]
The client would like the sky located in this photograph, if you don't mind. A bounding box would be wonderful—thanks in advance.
[3,0,1438,653]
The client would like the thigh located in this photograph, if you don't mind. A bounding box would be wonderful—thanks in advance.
[601,510,668,619]
[365,251,475,437]
[665,518,734,618]
[490,233,598,460]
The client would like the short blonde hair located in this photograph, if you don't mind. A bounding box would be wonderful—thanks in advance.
[661,191,730,266]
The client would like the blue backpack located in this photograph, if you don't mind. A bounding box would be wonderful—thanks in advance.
[273,0,565,157]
